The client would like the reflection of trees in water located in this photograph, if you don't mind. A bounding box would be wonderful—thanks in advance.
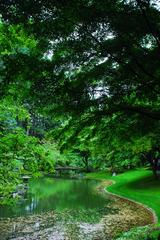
[26,178,113,220]
[25,197,38,214]
[0,178,114,220]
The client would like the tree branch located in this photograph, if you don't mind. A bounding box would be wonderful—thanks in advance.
[136,0,160,51]
[98,103,160,120]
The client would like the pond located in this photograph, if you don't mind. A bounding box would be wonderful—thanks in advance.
[0,177,116,240]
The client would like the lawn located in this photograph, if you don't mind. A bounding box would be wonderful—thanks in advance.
[87,169,160,222]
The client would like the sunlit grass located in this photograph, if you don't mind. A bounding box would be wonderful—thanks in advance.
[87,169,160,222]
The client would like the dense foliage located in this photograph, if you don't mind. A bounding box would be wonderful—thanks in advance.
[0,98,57,202]
[116,225,160,240]
[0,0,160,201]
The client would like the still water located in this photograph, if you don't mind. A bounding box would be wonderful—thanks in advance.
[0,178,112,219]
[0,178,115,239]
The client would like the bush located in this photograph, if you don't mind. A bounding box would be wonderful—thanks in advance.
[116,225,160,240]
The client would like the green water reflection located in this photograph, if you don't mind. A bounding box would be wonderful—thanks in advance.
[0,178,113,222]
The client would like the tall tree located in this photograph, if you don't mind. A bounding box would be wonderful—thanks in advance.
[0,0,160,173]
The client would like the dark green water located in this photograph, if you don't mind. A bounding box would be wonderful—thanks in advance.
[0,178,115,239]
[0,178,112,221]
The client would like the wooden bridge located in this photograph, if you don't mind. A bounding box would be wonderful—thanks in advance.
[55,166,85,172]
[54,166,85,177]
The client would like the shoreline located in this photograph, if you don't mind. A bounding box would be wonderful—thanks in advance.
[93,178,158,239]
[0,177,158,240]
[104,179,158,224]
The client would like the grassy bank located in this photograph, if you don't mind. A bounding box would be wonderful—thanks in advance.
[87,169,160,222]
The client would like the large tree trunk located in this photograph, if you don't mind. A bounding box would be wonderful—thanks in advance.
[146,150,160,180]
[151,159,159,180]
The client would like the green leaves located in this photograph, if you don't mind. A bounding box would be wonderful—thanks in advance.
[0,99,57,203]
[0,22,37,56]
[0,0,160,194]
